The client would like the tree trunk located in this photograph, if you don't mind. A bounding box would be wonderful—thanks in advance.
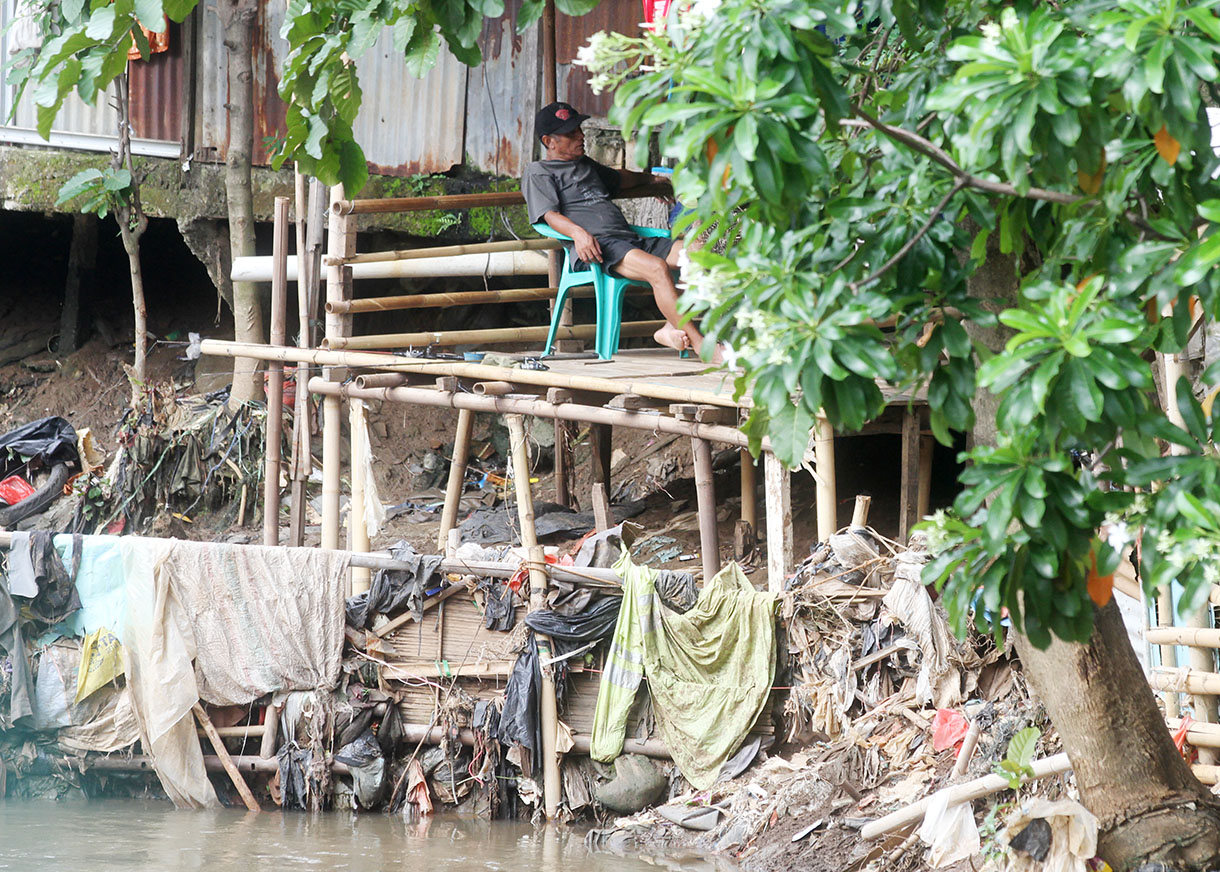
[114,72,149,408]
[219,0,262,405]
[966,237,1220,870]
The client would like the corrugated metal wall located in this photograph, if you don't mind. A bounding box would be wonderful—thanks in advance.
[0,0,639,180]
[557,1,645,119]
[465,1,541,179]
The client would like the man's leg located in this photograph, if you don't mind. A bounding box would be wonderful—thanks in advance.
[614,244,720,361]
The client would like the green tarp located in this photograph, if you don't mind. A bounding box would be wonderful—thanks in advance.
[590,552,778,789]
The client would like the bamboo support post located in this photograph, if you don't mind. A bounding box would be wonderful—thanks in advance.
[740,449,757,531]
[917,435,934,521]
[322,320,666,352]
[814,414,837,541]
[437,408,475,551]
[355,372,408,390]
[199,339,745,409]
[505,414,561,820]
[860,753,1072,840]
[1164,351,1216,733]
[325,236,559,266]
[554,420,573,509]
[692,437,721,581]
[321,184,355,551]
[1158,586,1182,717]
[348,398,371,595]
[263,197,290,547]
[1167,717,1220,749]
[192,703,261,812]
[852,495,872,528]
[259,703,279,759]
[764,452,793,594]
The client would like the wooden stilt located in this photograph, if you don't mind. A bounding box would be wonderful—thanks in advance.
[193,703,261,811]
[59,213,96,355]
[764,451,793,594]
[1159,587,1182,718]
[349,398,371,595]
[917,433,934,521]
[554,422,574,509]
[321,184,355,551]
[263,197,290,547]
[505,414,561,820]
[692,437,720,581]
[437,408,475,551]
[590,423,613,531]
[814,414,837,541]
[898,408,921,543]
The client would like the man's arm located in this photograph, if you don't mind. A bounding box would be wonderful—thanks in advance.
[543,210,603,264]
[617,167,671,191]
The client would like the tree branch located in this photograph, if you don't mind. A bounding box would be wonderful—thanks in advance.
[843,110,1183,243]
[849,178,966,291]
[843,110,1080,205]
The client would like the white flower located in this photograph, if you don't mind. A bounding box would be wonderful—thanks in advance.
[1104,522,1132,553]
[574,31,612,71]
[689,0,722,21]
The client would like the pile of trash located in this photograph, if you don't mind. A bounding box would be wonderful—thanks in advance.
[585,527,1078,872]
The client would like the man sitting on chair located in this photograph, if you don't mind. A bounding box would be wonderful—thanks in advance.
[522,101,713,359]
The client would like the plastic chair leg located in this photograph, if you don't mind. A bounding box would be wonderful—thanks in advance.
[543,283,574,355]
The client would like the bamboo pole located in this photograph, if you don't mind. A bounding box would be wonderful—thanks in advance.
[852,495,872,527]
[263,197,290,547]
[349,398,371,594]
[860,753,1072,840]
[1150,667,1220,696]
[322,320,666,351]
[199,339,746,409]
[325,236,559,267]
[306,377,760,450]
[355,372,408,390]
[473,381,516,396]
[259,703,279,759]
[233,251,550,283]
[332,183,671,217]
[437,408,475,551]
[192,703,261,811]
[739,449,756,532]
[321,184,355,551]
[692,437,720,581]
[1164,351,1217,735]
[814,413,837,541]
[506,415,561,820]
[327,286,608,315]
[1167,717,1220,749]
[1148,627,1220,648]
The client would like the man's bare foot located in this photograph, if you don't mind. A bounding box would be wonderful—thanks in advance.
[653,323,691,354]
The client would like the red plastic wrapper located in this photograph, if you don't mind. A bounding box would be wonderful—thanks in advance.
[931,708,971,752]
[0,474,35,506]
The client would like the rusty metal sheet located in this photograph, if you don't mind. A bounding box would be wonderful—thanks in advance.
[464,1,541,178]
[195,0,288,166]
[127,22,185,143]
[353,30,467,177]
[556,0,645,117]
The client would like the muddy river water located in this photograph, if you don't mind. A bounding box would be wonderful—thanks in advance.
[0,800,708,871]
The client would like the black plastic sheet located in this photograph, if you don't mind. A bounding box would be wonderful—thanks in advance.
[0,416,80,479]
[345,541,444,628]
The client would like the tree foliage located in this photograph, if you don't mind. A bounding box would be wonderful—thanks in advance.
[576,0,1220,648]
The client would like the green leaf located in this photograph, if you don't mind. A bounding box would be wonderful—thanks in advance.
[85,5,117,41]
[1006,726,1041,770]
[768,400,816,468]
[55,168,104,204]
[162,0,197,22]
[134,0,164,31]
[404,25,440,78]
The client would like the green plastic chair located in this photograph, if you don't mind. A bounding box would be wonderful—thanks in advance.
[533,222,672,359]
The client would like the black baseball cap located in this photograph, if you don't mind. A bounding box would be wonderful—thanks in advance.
[535,101,590,142]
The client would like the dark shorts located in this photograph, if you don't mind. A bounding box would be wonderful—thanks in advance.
[574,234,675,277]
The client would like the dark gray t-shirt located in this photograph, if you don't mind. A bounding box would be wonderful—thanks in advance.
[522,157,637,240]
